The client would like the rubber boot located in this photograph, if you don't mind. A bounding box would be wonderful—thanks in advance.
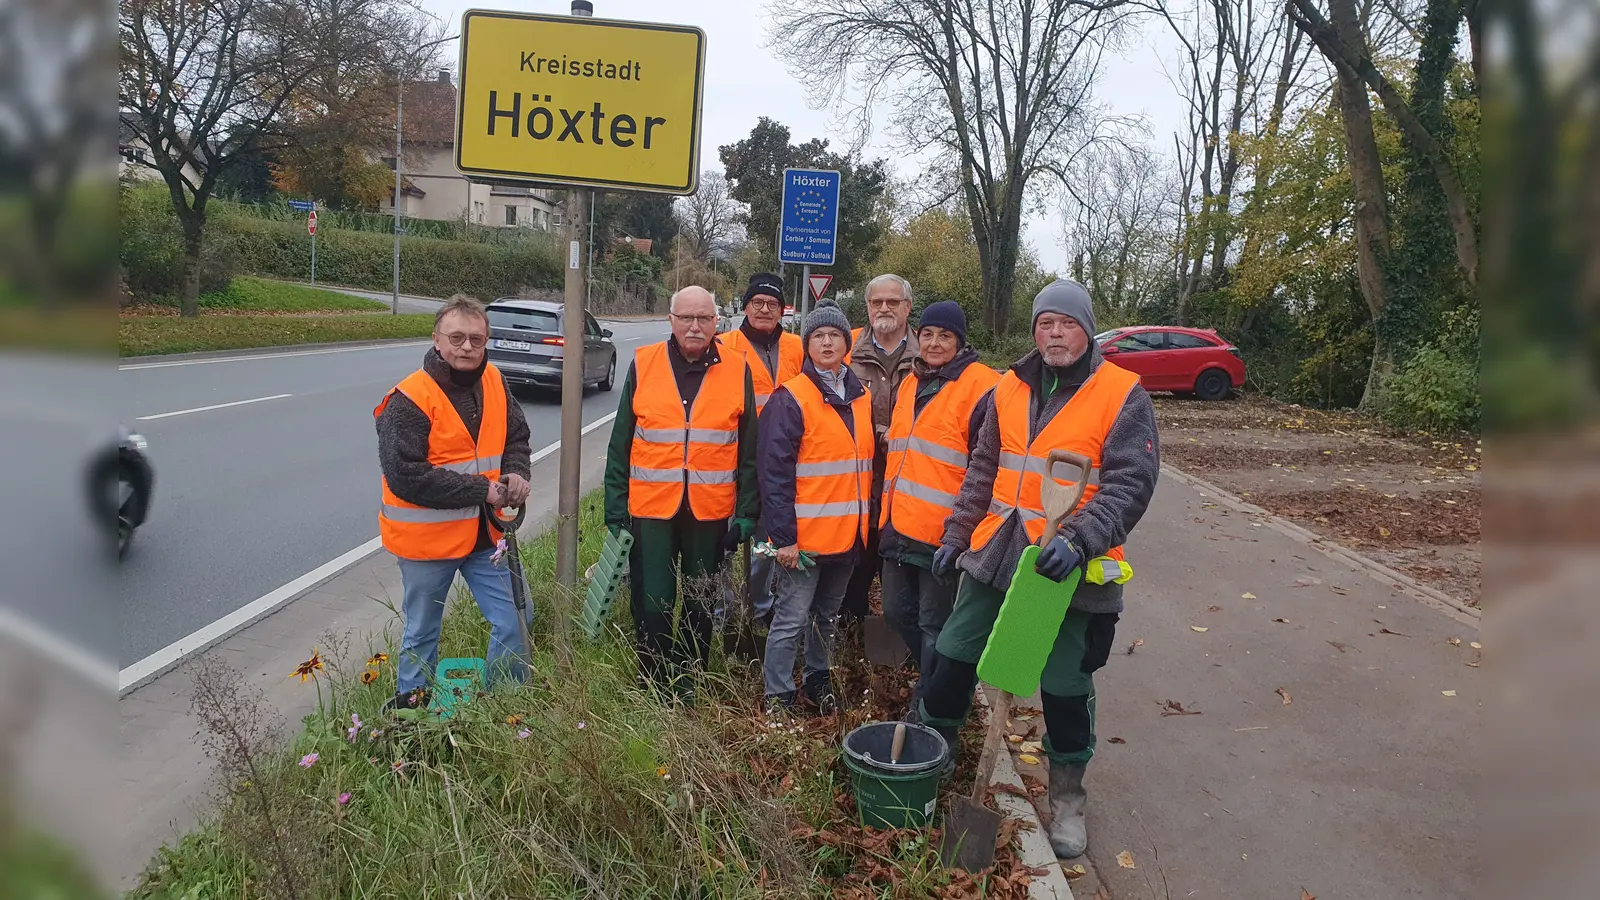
[1047,760,1089,858]
[917,698,962,759]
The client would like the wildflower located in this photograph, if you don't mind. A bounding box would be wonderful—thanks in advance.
[369,728,384,740]
[516,729,532,740]
[359,669,379,685]
[338,792,352,807]
[347,713,363,743]
[367,653,389,666]
[506,714,524,727]
[576,721,586,730]
[368,757,379,765]
[656,766,670,778]
[299,753,319,768]
[391,760,405,773]
[291,649,325,682]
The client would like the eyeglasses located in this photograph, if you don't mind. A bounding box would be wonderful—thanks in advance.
[671,313,717,326]
[746,299,781,311]
[439,331,489,348]
[868,297,908,310]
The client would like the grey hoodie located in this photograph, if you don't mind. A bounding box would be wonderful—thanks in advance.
[939,344,1160,614]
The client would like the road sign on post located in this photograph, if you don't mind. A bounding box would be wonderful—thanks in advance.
[306,210,318,235]
[288,199,315,212]
[307,211,318,286]
[779,168,840,267]
[454,9,707,194]
[807,273,832,302]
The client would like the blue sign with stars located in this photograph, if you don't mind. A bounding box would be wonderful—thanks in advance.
[779,168,840,266]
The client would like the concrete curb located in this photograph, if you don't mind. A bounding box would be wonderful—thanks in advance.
[974,687,1077,899]
[1159,463,1480,623]
[119,336,429,365]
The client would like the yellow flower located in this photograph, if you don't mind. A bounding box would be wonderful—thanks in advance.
[291,649,325,682]
[656,766,670,778]
[367,653,389,667]
[360,669,379,685]
[506,714,524,727]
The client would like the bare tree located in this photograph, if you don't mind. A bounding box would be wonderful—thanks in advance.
[119,0,429,316]
[674,169,744,264]
[770,0,1140,335]
[1061,142,1180,324]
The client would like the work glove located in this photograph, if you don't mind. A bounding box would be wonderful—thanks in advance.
[718,525,744,563]
[1034,534,1084,583]
[931,545,962,581]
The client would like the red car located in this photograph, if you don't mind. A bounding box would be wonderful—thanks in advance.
[1094,325,1245,400]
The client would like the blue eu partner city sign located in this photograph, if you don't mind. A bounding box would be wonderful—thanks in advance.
[779,168,840,266]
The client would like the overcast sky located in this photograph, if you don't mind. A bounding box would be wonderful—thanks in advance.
[420,0,1186,275]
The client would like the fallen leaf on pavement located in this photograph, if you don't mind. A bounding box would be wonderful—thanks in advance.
[1024,865,1054,877]
[1329,585,1348,595]
[1328,640,1351,653]
[1302,889,1317,900]
[1466,662,1480,668]
[1020,740,1044,754]
[1378,526,1392,537]
[1470,642,1482,650]
[1379,628,1410,637]
[1160,700,1202,716]
[1191,626,1210,633]
[1241,592,1257,599]
[991,783,1031,800]
[1276,687,1292,705]
[1441,690,1457,697]
[1065,864,1087,878]
[1018,753,1040,765]
[1007,734,1023,744]
[1116,850,1136,869]
[1125,638,1144,655]
[1448,637,1462,646]
[1273,617,1289,623]
[1208,604,1223,612]
[1108,736,1127,744]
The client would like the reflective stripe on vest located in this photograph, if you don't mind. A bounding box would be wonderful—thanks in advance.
[969,362,1140,574]
[627,342,748,521]
[878,362,999,545]
[722,329,802,413]
[785,373,873,556]
[374,364,508,561]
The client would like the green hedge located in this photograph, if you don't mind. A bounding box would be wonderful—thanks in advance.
[121,183,564,303]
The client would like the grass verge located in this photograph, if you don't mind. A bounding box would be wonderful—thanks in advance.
[130,491,1041,899]
[140,277,390,313]
[119,312,433,356]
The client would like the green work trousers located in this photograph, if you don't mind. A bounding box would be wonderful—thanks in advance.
[919,575,1119,767]
[627,508,727,691]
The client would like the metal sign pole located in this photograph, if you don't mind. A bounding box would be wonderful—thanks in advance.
[801,264,810,320]
[311,228,317,287]
[556,0,594,598]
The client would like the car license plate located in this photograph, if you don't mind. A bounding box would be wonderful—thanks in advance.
[496,339,533,352]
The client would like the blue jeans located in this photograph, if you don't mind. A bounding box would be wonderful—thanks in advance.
[748,528,777,624]
[396,548,529,694]
[761,560,851,697]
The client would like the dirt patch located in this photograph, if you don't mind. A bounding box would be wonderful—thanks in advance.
[1157,394,1481,606]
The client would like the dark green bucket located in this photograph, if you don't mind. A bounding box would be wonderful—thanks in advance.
[841,722,952,829]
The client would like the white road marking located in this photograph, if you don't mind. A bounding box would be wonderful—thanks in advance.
[119,409,621,696]
[136,393,294,421]
[120,341,427,370]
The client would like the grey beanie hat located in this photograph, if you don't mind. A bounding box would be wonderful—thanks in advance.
[802,300,853,350]
[1031,279,1096,336]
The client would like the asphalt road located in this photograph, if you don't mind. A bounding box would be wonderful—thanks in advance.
[118,320,667,666]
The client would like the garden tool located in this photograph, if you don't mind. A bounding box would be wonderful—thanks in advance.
[863,608,910,667]
[488,477,535,666]
[891,722,908,764]
[939,450,1092,872]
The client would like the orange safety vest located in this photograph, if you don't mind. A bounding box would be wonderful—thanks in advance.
[842,326,866,366]
[628,342,748,521]
[720,328,803,411]
[785,373,874,555]
[969,361,1140,566]
[880,362,1000,544]
[374,366,507,561]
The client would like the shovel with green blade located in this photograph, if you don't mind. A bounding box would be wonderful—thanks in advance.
[938,449,1094,872]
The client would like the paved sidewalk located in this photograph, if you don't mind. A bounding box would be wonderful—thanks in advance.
[1059,466,1479,899]
[115,433,612,888]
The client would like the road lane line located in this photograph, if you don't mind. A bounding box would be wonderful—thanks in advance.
[137,393,294,421]
[121,341,427,370]
[119,409,620,696]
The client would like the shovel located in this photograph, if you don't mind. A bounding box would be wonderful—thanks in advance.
[938,449,1093,872]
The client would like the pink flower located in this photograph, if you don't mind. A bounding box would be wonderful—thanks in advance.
[576,721,587,730]
[516,728,532,740]
[338,792,352,806]
[347,712,363,743]
[299,753,319,768]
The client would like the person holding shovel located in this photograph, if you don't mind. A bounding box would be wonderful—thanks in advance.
[878,301,998,721]
[721,273,805,626]
[918,280,1160,860]
[375,295,534,712]
[603,286,760,702]
[757,300,874,717]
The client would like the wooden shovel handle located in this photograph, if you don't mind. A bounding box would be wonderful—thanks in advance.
[1038,449,1094,546]
[891,722,907,765]
[970,688,1013,803]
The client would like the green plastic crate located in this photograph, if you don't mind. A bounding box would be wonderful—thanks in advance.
[579,527,634,640]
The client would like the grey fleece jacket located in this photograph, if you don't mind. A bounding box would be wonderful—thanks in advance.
[940,346,1160,614]
[375,349,533,553]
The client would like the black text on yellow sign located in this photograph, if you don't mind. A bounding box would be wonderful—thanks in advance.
[455,10,706,194]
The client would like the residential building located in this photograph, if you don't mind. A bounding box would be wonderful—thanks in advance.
[378,70,560,229]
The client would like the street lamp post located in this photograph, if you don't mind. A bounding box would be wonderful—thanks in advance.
[392,34,459,315]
